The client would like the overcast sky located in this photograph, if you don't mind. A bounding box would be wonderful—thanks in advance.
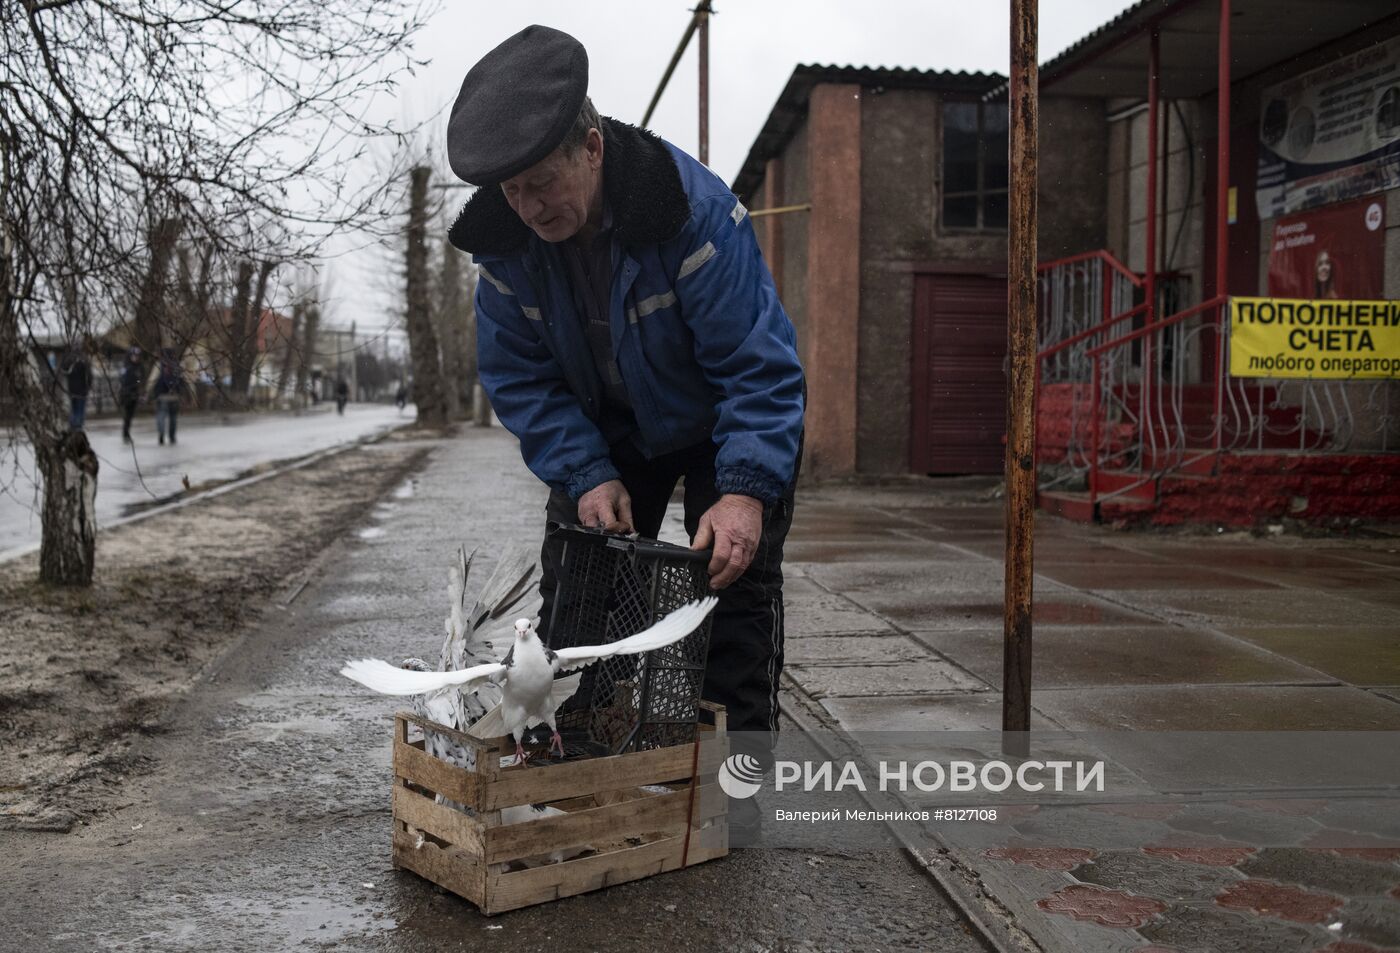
[332,0,1138,336]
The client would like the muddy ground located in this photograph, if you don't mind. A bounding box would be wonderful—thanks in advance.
[0,437,427,832]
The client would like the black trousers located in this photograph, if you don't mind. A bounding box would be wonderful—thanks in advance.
[538,438,798,756]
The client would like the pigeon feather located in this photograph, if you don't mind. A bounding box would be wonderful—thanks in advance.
[552,598,718,672]
[340,658,504,696]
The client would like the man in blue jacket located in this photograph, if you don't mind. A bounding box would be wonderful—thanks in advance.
[445,26,804,834]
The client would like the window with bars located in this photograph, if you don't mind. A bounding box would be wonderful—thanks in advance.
[941,101,1009,231]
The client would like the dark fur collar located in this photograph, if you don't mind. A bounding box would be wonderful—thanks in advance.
[447,117,691,257]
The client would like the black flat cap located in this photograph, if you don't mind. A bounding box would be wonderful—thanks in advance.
[447,25,589,185]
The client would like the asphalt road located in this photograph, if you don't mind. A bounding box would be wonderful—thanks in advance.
[0,403,411,557]
[0,429,992,953]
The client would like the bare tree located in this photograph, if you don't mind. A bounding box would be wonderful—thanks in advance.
[229,259,277,403]
[404,166,449,428]
[434,235,478,420]
[0,0,430,584]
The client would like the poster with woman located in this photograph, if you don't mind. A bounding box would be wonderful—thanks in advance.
[1265,197,1385,300]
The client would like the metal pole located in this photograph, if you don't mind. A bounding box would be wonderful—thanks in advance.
[641,1,712,130]
[1143,28,1160,447]
[1215,0,1230,298]
[1003,0,1038,748]
[1212,0,1231,455]
[698,2,710,166]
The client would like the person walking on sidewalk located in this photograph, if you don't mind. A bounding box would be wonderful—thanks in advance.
[151,350,186,445]
[335,377,349,415]
[63,347,91,432]
[119,346,143,443]
[444,26,805,841]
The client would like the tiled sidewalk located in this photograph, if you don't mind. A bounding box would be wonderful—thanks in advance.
[773,483,1400,953]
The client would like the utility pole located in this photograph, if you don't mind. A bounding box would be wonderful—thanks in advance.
[641,0,714,134]
[698,1,710,165]
[1003,0,1038,754]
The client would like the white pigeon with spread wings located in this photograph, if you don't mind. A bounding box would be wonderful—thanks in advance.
[344,596,718,764]
[399,545,541,776]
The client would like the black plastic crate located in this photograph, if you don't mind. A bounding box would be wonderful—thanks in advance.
[539,522,714,755]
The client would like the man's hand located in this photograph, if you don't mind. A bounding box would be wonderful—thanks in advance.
[692,494,764,590]
[578,479,634,533]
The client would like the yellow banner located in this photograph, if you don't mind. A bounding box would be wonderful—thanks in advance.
[1229,296,1400,379]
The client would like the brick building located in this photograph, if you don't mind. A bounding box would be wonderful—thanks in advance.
[735,2,1400,524]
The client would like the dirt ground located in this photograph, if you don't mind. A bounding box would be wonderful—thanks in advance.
[0,438,427,832]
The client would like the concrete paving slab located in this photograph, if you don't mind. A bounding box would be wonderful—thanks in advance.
[787,508,914,534]
[800,559,1008,593]
[787,659,989,698]
[783,577,900,635]
[1329,546,1400,568]
[1136,904,1323,952]
[783,539,970,563]
[1125,544,1379,571]
[1238,848,1400,898]
[1345,587,1400,611]
[1218,626,1400,686]
[1029,685,1400,731]
[1215,567,1400,591]
[820,693,1063,731]
[911,626,1334,688]
[1333,896,1400,947]
[1070,849,1245,902]
[783,634,933,665]
[921,534,1171,566]
[843,589,1152,630]
[1104,589,1400,628]
[1037,563,1282,590]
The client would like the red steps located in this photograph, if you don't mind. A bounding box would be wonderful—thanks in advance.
[1040,453,1400,526]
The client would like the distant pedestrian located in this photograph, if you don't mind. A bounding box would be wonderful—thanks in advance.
[395,382,408,412]
[119,346,144,443]
[63,347,92,432]
[335,377,349,415]
[152,351,186,445]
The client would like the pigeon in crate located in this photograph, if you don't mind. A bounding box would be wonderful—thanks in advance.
[344,597,718,764]
[399,545,541,775]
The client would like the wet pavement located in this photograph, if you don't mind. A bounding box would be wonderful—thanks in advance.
[779,483,1400,953]
[0,403,411,557]
[0,429,988,953]
[4,424,1398,952]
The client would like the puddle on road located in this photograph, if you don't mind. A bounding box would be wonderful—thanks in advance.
[356,526,386,540]
[97,894,395,949]
[392,478,416,500]
[219,715,345,744]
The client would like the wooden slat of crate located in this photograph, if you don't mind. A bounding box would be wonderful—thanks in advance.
[481,743,699,811]
[390,708,730,915]
[393,737,480,806]
[393,823,486,907]
[484,782,725,865]
[484,833,687,915]
[391,785,486,857]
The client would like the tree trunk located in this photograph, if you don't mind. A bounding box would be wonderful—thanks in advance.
[434,239,467,419]
[276,300,303,401]
[404,166,448,428]
[1,283,99,585]
[224,261,254,406]
[295,303,320,406]
[231,259,274,403]
[132,217,183,364]
[37,431,99,586]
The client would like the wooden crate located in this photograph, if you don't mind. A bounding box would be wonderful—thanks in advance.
[390,701,729,915]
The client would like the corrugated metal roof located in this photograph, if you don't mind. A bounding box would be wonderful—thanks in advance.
[731,64,1004,203]
[984,0,1400,100]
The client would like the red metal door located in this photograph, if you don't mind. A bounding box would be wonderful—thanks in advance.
[910,271,1008,474]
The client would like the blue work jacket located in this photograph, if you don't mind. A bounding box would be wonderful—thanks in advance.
[448,118,804,503]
